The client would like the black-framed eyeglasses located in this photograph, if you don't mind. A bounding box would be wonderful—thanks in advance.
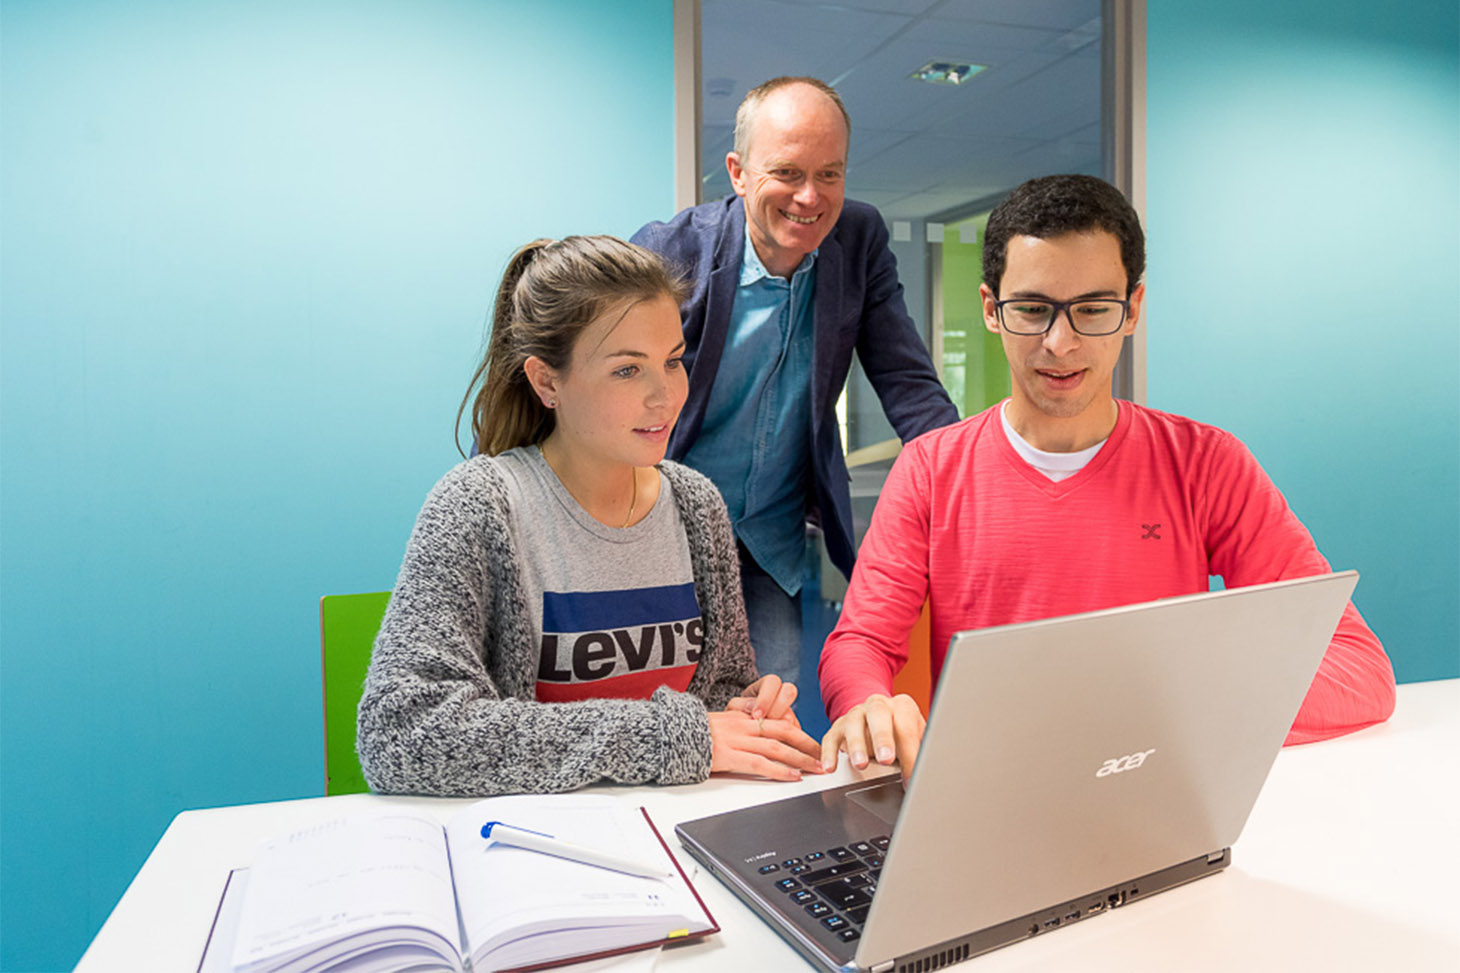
[994,298,1130,336]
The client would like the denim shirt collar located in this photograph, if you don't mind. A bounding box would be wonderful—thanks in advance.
[740,231,817,286]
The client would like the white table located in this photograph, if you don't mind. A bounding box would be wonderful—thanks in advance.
[79,680,1459,972]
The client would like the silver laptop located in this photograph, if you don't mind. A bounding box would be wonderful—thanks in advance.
[676,571,1359,972]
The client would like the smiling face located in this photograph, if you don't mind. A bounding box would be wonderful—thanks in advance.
[982,230,1144,452]
[726,83,848,279]
[529,293,688,475]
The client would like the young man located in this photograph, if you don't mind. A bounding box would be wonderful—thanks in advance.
[817,174,1396,777]
[632,77,957,685]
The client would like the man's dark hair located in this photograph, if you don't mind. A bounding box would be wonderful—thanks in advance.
[982,174,1145,296]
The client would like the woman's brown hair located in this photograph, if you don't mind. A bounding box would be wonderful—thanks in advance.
[456,235,687,457]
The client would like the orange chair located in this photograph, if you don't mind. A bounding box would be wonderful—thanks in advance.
[890,601,933,718]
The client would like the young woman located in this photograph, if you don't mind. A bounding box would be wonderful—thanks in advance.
[357,235,823,796]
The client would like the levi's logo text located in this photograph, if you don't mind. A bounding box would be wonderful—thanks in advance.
[535,582,702,703]
[1095,749,1156,777]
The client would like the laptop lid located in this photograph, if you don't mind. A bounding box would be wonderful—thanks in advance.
[853,570,1359,966]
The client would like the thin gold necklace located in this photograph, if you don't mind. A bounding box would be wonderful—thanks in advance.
[621,466,637,529]
[539,444,637,529]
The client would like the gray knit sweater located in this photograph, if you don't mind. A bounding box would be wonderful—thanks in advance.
[356,457,758,796]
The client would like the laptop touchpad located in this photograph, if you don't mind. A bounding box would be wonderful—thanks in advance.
[847,777,905,826]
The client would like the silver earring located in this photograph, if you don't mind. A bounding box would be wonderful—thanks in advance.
[547,399,556,408]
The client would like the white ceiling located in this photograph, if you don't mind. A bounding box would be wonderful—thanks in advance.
[699,0,1105,220]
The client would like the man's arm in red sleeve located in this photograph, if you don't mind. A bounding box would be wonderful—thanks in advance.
[1284,601,1395,745]
[819,442,934,721]
[1202,431,1397,744]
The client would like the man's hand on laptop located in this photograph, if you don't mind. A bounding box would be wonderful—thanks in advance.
[820,693,927,782]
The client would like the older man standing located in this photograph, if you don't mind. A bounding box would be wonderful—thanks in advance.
[633,77,958,686]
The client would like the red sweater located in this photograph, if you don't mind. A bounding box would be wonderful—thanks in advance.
[819,402,1396,745]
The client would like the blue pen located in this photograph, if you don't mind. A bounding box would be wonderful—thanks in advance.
[480,821,675,879]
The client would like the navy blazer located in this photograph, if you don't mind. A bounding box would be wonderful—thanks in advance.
[632,195,959,580]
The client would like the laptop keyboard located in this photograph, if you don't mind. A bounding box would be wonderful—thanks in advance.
[756,835,891,943]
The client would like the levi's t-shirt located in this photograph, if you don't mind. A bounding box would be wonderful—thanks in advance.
[494,447,703,702]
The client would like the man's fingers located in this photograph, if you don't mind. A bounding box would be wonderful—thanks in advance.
[891,696,927,780]
[819,723,844,773]
[835,708,873,770]
[863,698,900,766]
[813,695,927,778]
[894,718,922,780]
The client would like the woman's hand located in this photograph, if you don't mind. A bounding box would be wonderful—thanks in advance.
[723,674,800,723]
[708,710,824,781]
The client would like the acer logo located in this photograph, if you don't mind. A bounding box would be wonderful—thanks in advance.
[1095,749,1156,778]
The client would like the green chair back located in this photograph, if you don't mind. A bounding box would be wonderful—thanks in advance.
[320,591,391,796]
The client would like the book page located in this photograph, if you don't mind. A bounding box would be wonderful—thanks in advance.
[444,795,712,970]
[198,870,248,973]
[231,810,463,972]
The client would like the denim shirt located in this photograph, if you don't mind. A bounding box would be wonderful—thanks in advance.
[681,233,816,595]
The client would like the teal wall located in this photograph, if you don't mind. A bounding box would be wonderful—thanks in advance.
[1146,2,1460,683]
[0,1,675,969]
[5,1,1457,968]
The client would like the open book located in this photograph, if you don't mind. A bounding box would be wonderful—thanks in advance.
[198,795,717,973]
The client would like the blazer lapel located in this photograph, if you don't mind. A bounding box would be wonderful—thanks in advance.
[810,226,844,432]
[697,198,743,379]
[675,198,744,451]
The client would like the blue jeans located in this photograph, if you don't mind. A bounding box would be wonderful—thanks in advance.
[738,545,803,687]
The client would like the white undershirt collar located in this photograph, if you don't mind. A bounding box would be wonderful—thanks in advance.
[1000,402,1108,482]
